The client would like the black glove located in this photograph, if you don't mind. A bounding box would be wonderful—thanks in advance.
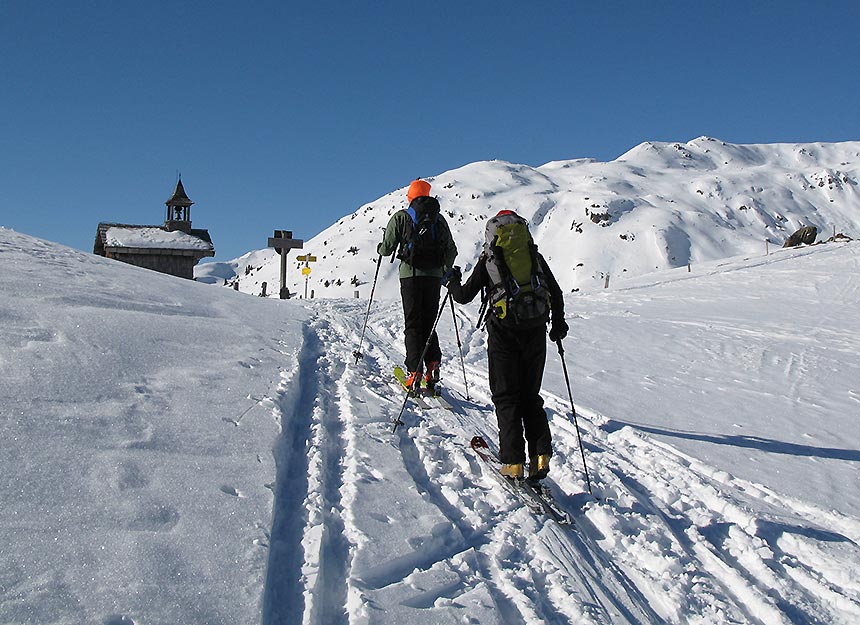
[376,242,384,256]
[549,318,569,342]
[442,265,461,287]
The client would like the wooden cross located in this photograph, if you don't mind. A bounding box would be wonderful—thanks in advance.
[268,230,304,299]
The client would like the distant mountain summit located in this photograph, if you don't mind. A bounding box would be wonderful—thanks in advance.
[197,137,860,299]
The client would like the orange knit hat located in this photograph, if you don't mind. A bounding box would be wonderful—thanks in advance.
[407,179,432,202]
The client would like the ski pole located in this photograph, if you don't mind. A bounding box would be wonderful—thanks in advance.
[449,297,470,401]
[353,254,383,364]
[555,339,593,495]
[393,290,451,432]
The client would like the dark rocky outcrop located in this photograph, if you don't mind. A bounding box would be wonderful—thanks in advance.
[783,226,818,248]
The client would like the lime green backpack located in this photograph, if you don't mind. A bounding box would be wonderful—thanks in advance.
[482,212,550,326]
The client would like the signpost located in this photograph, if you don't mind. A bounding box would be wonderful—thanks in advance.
[268,230,304,299]
[296,253,317,299]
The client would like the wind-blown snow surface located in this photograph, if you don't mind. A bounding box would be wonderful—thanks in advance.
[197,137,860,302]
[3,227,860,625]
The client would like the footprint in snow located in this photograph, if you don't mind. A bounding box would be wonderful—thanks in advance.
[126,504,180,532]
[220,485,244,498]
[116,462,148,491]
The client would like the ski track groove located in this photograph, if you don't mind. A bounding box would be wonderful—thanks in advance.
[262,316,351,625]
[306,317,352,625]
[261,339,311,625]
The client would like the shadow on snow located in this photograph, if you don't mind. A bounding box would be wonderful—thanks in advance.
[602,420,860,462]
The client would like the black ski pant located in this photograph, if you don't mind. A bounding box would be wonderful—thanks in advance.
[400,276,442,374]
[487,321,552,464]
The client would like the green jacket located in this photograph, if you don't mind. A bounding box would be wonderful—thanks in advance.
[377,209,458,279]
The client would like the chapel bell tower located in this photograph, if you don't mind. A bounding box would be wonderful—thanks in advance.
[165,178,194,233]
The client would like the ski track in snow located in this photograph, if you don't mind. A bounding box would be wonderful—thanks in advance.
[263,317,352,625]
[261,297,860,625]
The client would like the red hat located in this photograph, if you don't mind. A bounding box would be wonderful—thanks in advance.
[495,210,517,217]
[407,179,432,202]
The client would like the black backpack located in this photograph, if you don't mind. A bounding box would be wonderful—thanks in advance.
[396,196,445,270]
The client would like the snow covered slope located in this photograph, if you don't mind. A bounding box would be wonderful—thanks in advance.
[0,229,310,624]
[197,137,860,301]
[3,227,860,624]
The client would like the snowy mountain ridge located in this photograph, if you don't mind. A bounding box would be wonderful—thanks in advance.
[197,136,860,300]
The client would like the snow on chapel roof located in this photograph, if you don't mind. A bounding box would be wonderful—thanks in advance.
[104,226,213,251]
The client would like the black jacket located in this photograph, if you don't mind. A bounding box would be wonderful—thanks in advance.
[448,253,565,329]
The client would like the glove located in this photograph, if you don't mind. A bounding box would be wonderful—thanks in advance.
[442,265,462,287]
[376,242,384,256]
[549,318,569,342]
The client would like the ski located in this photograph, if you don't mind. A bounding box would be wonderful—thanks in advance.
[392,366,458,415]
[420,387,455,411]
[470,435,572,525]
[392,366,432,409]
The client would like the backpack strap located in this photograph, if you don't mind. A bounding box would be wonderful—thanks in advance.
[484,245,517,320]
[528,242,544,291]
[395,209,416,275]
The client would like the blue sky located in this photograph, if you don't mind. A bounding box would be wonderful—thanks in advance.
[2,1,859,262]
